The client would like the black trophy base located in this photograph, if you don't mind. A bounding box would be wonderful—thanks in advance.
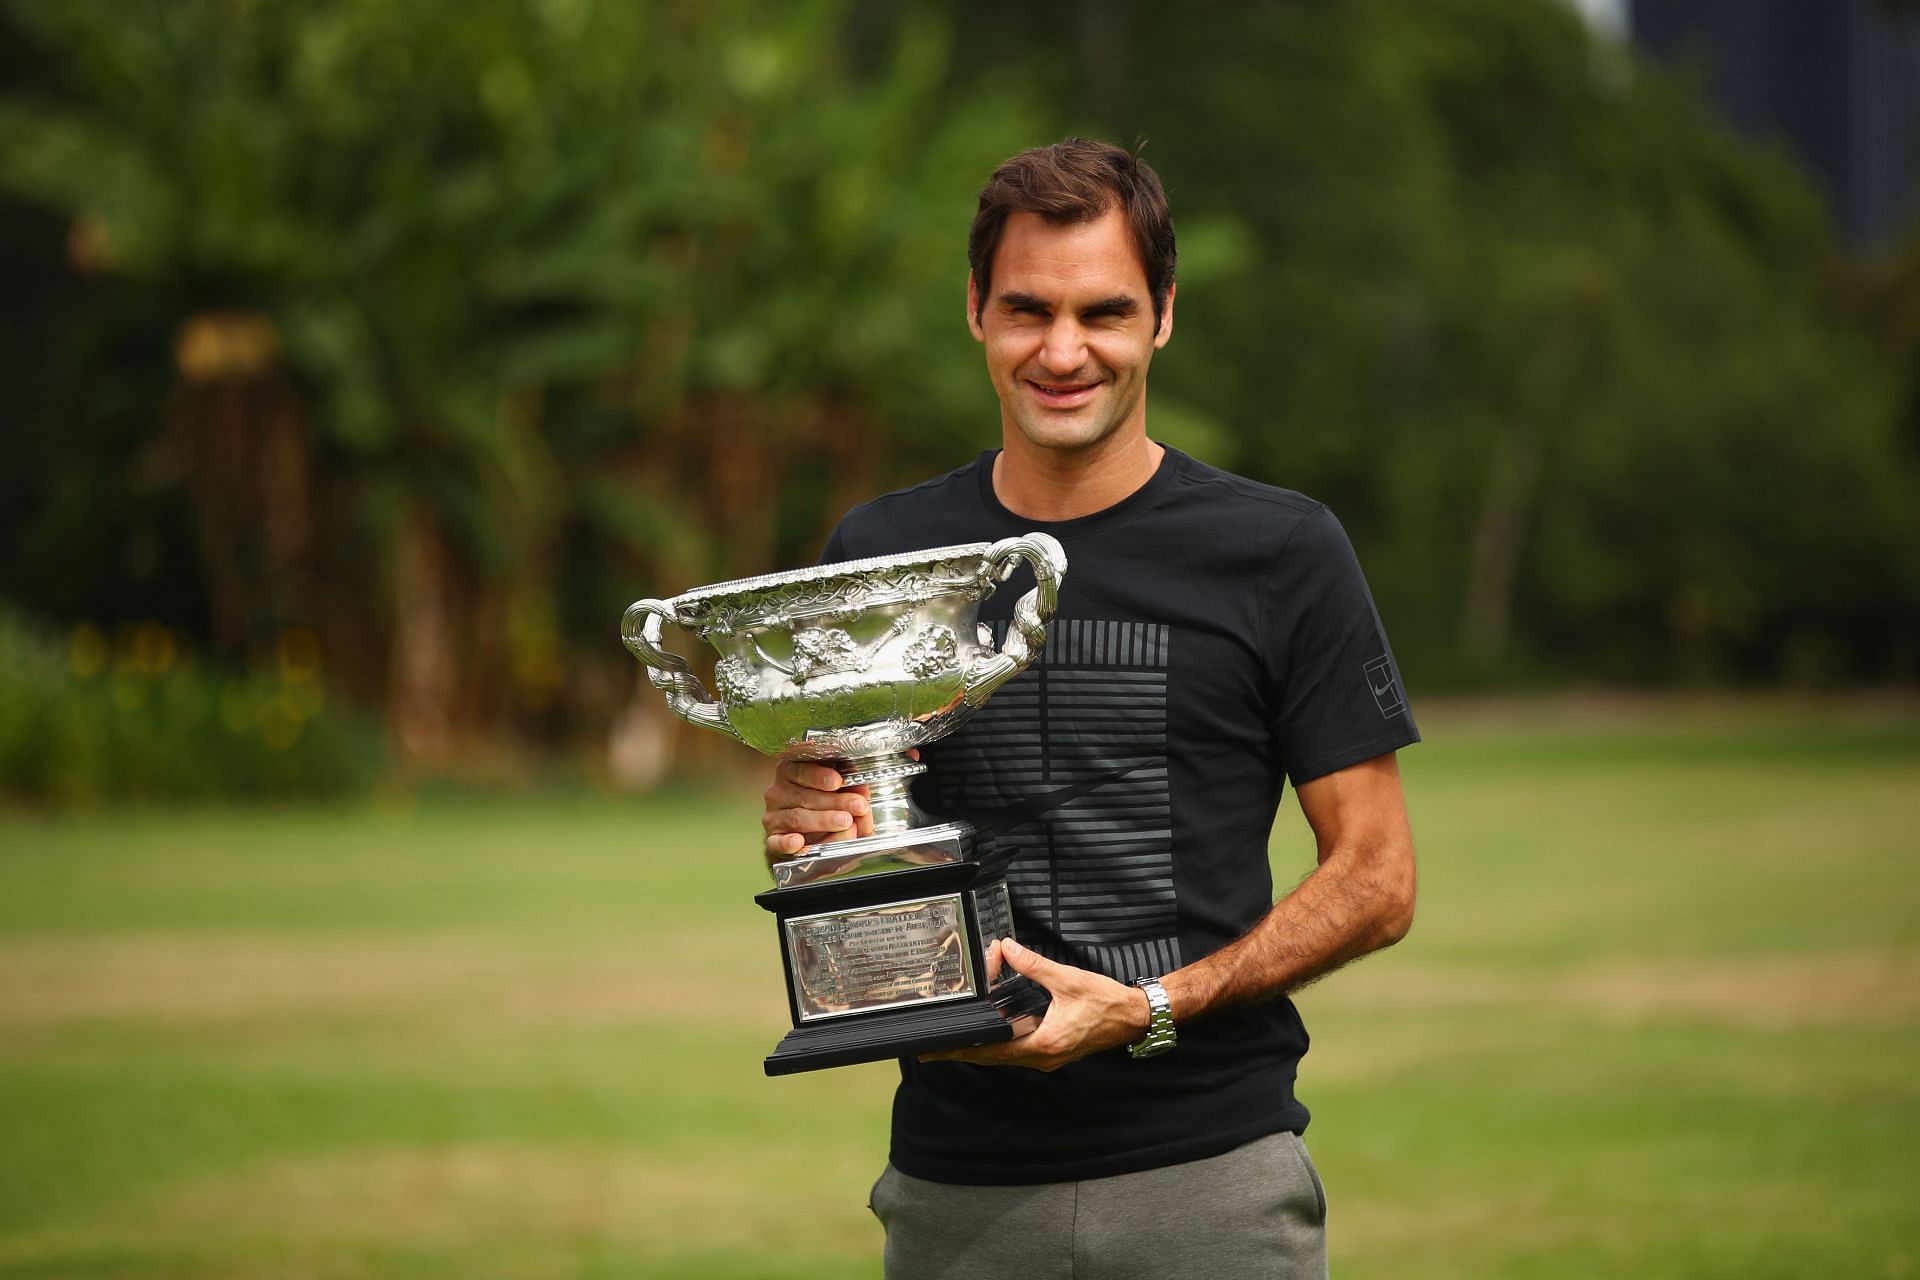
[763,974,1051,1076]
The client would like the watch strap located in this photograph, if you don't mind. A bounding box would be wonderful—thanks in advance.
[1128,976,1177,1059]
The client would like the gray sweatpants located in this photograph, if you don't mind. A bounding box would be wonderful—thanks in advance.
[868,1130,1329,1279]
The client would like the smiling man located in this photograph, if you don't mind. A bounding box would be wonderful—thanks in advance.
[763,139,1420,1279]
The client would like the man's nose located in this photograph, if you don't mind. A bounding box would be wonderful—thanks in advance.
[1038,318,1087,374]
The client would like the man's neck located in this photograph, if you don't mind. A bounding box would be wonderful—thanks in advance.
[992,432,1166,523]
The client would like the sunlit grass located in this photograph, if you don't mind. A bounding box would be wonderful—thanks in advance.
[0,697,1915,1278]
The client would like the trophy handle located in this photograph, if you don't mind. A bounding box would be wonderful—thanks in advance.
[621,598,742,741]
[963,532,1068,705]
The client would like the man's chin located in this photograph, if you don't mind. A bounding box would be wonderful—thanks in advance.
[1009,415,1121,454]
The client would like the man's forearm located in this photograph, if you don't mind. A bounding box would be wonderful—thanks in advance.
[927,755,1416,1071]
[1162,833,1416,1024]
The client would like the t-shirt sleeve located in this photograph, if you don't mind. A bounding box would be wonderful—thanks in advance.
[817,523,849,567]
[1267,505,1420,786]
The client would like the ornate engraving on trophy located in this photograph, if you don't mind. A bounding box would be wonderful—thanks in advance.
[787,896,977,1021]
[623,533,1064,766]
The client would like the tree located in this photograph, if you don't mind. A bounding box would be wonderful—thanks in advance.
[954,0,1918,681]
[0,0,1038,768]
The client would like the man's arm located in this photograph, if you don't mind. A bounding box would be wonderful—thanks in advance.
[922,750,1416,1072]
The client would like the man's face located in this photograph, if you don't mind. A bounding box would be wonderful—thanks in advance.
[968,208,1173,458]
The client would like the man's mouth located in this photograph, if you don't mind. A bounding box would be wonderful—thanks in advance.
[1025,379,1100,407]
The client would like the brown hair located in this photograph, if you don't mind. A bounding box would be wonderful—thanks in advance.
[968,138,1177,329]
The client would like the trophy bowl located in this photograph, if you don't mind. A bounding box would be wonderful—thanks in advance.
[623,534,1063,839]
[621,532,1068,1074]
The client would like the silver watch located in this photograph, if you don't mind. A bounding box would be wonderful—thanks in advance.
[1128,976,1177,1059]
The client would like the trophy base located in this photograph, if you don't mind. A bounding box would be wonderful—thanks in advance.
[755,832,1046,1077]
[762,973,1050,1076]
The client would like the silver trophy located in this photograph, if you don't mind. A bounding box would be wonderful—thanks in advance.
[622,533,1067,1074]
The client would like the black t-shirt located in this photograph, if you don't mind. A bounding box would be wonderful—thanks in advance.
[819,445,1419,1185]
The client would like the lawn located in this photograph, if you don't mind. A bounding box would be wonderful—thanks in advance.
[0,696,1915,1278]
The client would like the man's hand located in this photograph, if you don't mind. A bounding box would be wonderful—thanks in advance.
[918,939,1150,1072]
[761,760,873,866]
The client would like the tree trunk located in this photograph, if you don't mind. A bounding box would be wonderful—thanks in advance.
[390,506,459,762]
[1461,427,1542,664]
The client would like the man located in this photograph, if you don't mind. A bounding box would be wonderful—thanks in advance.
[762,138,1419,1278]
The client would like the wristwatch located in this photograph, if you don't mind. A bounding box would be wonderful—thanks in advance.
[1128,976,1177,1059]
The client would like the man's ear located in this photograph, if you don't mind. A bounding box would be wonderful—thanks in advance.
[966,272,986,343]
[1153,282,1176,350]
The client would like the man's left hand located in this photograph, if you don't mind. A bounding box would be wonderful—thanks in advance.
[918,938,1151,1072]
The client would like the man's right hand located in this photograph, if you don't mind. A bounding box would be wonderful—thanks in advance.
[761,760,874,867]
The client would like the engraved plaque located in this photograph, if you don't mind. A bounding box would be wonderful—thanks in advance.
[786,894,977,1022]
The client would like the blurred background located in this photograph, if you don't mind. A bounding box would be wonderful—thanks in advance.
[0,2,1915,1277]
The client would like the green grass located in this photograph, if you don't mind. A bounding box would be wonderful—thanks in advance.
[1,696,1916,1278]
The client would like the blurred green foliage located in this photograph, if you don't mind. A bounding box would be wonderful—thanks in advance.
[0,0,1036,774]
[960,0,1919,683]
[0,0,1914,795]
[0,608,376,803]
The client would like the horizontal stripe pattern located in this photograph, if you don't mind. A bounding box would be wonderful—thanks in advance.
[1026,935,1184,982]
[926,618,1180,982]
[1022,617,1171,668]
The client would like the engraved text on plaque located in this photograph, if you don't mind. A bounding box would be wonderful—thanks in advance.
[786,894,977,1021]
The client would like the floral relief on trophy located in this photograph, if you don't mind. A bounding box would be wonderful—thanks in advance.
[713,655,760,707]
[902,624,960,679]
[757,613,914,685]
[789,627,862,682]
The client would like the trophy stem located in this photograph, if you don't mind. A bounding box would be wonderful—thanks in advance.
[839,753,928,837]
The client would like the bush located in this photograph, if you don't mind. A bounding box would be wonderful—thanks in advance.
[0,607,380,805]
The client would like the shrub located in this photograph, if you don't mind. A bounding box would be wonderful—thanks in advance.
[0,607,379,805]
